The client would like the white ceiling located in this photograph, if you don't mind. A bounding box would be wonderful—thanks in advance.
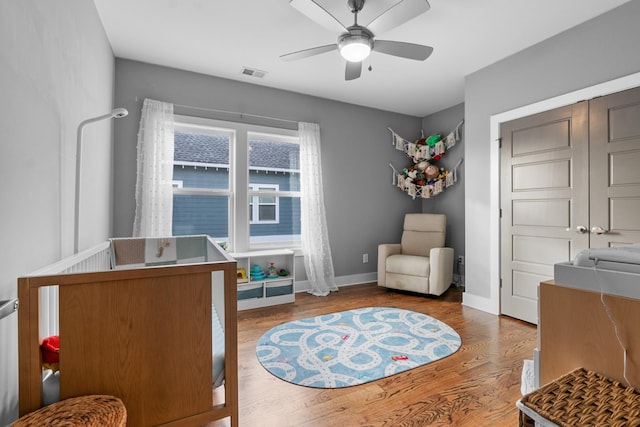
[94,0,631,117]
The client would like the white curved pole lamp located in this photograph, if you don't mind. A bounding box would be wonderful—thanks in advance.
[74,108,128,254]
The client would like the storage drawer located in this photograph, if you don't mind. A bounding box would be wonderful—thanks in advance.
[265,280,293,297]
[237,283,263,300]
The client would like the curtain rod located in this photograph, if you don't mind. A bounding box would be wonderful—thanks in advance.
[171,102,299,127]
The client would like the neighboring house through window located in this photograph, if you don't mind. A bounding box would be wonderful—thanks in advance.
[172,115,301,251]
[249,184,279,224]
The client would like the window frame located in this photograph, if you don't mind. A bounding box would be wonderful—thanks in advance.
[172,114,301,252]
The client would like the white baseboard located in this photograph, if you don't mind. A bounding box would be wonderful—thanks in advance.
[294,272,377,293]
[296,272,469,293]
[462,291,499,315]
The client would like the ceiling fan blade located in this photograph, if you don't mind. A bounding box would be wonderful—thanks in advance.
[289,0,347,33]
[345,61,362,81]
[280,44,337,61]
[366,0,430,36]
[373,40,433,61]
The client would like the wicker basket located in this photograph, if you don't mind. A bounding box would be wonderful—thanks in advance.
[520,367,640,427]
[12,395,126,426]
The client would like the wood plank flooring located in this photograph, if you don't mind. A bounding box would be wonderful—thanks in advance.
[211,283,537,427]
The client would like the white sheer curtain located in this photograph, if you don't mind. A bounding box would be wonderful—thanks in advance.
[299,122,338,296]
[132,98,175,237]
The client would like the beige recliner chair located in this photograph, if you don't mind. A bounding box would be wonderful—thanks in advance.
[378,213,454,296]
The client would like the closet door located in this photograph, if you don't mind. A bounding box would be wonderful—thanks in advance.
[500,102,589,324]
[589,86,640,247]
[500,86,640,324]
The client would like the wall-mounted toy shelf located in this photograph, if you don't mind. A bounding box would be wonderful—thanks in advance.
[388,119,464,199]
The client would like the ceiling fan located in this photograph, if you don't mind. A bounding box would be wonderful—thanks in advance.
[281,0,433,81]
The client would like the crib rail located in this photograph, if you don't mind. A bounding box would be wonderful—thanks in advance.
[28,242,112,276]
[27,242,112,338]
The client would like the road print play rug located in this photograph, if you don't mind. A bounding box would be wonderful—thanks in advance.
[256,307,461,388]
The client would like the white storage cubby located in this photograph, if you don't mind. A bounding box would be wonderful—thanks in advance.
[230,249,295,310]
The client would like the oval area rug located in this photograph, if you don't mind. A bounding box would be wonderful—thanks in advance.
[256,306,462,388]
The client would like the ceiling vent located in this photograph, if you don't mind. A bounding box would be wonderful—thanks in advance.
[240,67,267,78]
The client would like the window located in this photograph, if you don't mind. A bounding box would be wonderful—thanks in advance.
[172,115,300,251]
[249,184,279,224]
[247,134,300,246]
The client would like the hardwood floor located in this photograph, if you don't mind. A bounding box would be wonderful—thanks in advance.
[213,283,537,427]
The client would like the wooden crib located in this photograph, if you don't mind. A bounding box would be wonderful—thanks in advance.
[17,236,238,427]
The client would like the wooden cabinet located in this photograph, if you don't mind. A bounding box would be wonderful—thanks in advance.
[230,249,295,310]
[538,280,640,388]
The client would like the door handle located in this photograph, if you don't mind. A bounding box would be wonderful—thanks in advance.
[591,226,608,235]
[566,225,588,234]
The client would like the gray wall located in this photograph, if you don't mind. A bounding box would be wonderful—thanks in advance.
[421,103,465,282]
[464,1,640,305]
[113,59,423,282]
[0,1,115,424]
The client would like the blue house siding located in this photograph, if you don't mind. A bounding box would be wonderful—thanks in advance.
[174,166,229,189]
[172,166,230,238]
[249,170,299,192]
[173,194,229,238]
[172,167,300,239]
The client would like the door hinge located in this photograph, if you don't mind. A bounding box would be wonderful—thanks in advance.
[499,208,503,218]
[500,278,503,288]
[497,137,502,148]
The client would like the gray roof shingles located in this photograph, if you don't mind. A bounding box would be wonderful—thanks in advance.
[174,131,299,170]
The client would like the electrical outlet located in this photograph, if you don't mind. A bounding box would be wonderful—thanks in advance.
[458,255,464,265]
[362,253,369,263]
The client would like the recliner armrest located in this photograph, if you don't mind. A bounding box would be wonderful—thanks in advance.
[429,247,454,296]
[378,243,401,287]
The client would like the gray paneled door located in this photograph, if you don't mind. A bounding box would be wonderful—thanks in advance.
[500,102,589,324]
[589,87,640,247]
[500,86,640,324]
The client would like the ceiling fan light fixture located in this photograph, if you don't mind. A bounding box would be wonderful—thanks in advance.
[284,0,433,80]
[338,31,373,62]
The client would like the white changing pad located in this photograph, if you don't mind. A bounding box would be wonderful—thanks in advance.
[554,243,640,300]
[572,244,640,273]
